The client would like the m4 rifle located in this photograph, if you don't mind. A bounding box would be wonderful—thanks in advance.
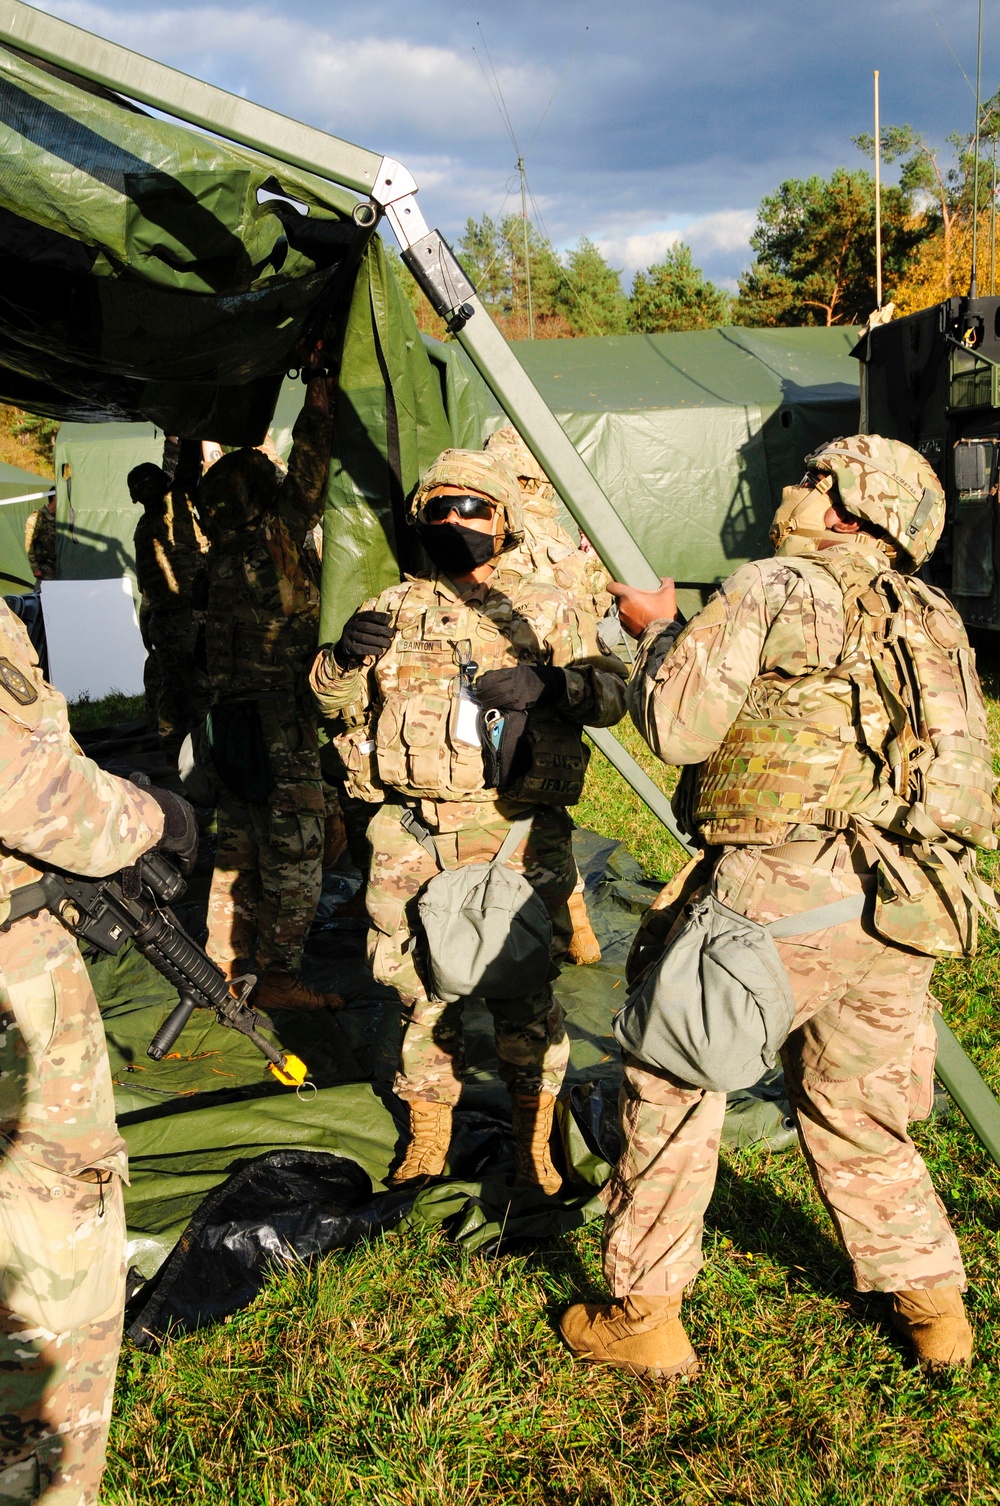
[1,849,308,1086]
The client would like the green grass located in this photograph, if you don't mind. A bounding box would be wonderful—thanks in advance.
[68,690,146,732]
[101,659,1000,1505]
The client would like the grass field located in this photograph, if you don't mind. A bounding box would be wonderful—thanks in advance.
[97,670,1000,1505]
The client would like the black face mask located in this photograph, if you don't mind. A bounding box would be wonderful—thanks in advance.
[418,521,498,575]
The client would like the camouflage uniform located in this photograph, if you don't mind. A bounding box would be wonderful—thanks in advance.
[605,438,984,1300]
[311,545,626,1105]
[133,478,209,752]
[0,602,163,1503]
[485,426,612,618]
[203,402,331,976]
[23,505,56,583]
[485,426,613,948]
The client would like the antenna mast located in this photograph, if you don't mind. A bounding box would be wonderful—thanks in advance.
[518,155,535,338]
[970,0,984,298]
[873,70,883,309]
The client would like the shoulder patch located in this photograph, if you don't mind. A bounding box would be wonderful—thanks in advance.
[690,592,730,630]
[0,657,37,705]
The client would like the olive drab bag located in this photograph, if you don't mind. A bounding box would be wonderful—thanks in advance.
[400,810,553,1003]
[614,890,866,1092]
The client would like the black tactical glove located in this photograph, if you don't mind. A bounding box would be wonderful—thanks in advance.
[144,784,199,874]
[333,610,394,670]
[476,664,565,713]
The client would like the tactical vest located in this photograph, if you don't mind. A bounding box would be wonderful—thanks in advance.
[369,577,590,806]
[205,514,319,700]
[697,550,996,850]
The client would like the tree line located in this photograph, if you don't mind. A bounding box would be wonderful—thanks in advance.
[393,89,1000,339]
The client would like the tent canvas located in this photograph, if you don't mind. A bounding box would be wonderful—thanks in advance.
[423,326,862,604]
[0,456,50,592]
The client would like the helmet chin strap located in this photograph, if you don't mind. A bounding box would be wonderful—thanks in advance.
[771,476,837,555]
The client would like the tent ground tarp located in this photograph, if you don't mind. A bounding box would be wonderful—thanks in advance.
[70,719,795,1345]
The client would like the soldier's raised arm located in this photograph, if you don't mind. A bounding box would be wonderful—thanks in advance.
[611,563,792,766]
[279,349,337,534]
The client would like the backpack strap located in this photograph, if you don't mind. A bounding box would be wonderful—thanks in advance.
[398,806,445,868]
[398,807,537,874]
[492,813,537,868]
[766,891,866,938]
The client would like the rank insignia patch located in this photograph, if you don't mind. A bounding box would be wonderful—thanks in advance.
[0,658,37,705]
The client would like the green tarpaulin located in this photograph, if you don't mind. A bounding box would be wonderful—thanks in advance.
[426,326,862,594]
[0,456,48,591]
[0,38,463,627]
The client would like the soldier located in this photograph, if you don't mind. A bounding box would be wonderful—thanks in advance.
[561,435,990,1379]
[0,598,195,1502]
[484,425,612,966]
[201,352,341,1012]
[311,448,627,1192]
[128,455,209,760]
[23,488,56,582]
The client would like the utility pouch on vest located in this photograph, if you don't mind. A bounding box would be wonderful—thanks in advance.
[863,826,981,958]
[402,809,553,1003]
[204,702,274,804]
[613,890,866,1092]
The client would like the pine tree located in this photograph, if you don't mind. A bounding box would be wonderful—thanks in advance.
[628,244,732,332]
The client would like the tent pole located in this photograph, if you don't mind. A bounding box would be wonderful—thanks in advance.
[933,1016,1000,1172]
[586,727,698,857]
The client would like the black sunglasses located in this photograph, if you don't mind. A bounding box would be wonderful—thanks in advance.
[420,493,497,523]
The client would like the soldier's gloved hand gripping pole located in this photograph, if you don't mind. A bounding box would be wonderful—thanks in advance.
[0,783,309,1088]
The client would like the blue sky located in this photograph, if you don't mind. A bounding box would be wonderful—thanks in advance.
[26,0,1000,290]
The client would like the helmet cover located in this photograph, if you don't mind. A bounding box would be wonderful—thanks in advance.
[411,448,524,540]
[804,434,945,568]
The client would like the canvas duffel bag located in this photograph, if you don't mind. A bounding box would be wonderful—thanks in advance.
[401,808,553,1004]
[613,889,866,1091]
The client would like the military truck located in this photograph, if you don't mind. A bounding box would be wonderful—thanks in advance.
[858,295,1000,629]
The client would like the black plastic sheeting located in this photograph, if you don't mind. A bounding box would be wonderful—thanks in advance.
[125,1150,418,1347]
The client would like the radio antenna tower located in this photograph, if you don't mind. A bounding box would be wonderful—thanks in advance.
[474,23,588,339]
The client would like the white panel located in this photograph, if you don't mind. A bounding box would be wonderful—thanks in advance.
[41,577,146,701]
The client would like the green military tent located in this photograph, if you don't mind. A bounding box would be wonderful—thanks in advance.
[434,327,861,608]
[0,456,49,591]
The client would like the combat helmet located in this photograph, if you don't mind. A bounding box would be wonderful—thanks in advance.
[198,447,281,537]
[805,435,945,569]
[127,462,170,508]
[484,424,549,484]
[410,447,524,543]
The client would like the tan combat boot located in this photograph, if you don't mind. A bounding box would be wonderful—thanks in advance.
[891,1287,973,1375]
[565,888,602,965]
[390,1101,453,1185]
[511,1090,562,1196]
[560,1294,699,1379]
[254,969,343,1011]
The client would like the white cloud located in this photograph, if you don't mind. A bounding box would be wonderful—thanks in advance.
[596,208,756,280]
[595,228,683,272]
[38,2,555,146]
[685,208,756,257]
